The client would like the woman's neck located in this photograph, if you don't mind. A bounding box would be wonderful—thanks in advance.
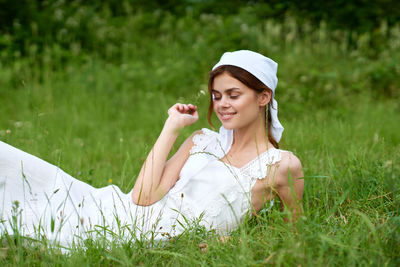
[231,118,271,153]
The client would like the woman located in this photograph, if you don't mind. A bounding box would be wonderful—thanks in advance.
[0,50,303,247]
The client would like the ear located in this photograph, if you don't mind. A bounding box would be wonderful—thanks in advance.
[258,89,271,107]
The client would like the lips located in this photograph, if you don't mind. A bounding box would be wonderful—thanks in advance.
[218,112,237,121]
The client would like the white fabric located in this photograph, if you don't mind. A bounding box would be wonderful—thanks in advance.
[0,127,283,247]
[212,50,284,142]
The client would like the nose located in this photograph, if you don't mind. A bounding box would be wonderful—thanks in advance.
[219,95,231,108]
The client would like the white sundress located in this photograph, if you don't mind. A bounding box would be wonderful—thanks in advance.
[0,127,283,247]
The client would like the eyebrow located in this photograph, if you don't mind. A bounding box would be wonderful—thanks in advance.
[211,87,241,93]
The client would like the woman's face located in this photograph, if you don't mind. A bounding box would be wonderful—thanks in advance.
[212,72,268,130]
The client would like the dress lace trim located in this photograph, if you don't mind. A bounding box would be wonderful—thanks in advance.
[190,128,223,156]
[238,148,282,181]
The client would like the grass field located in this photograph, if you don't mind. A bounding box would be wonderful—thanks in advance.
[0,11,399,266]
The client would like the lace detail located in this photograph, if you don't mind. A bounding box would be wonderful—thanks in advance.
[239,148,282,181]
[191,133,210,154]
[190,128,224,157]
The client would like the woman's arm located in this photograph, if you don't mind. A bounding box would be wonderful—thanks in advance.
[131,103,199,206]
[275,152,304,221]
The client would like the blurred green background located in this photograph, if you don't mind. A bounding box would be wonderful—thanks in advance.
[0,1,399,265]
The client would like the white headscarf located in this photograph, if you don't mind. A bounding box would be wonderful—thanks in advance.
[212,50,284,142]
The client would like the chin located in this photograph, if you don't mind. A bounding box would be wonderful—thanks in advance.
[219,121,237,130]
[222,125,235,130]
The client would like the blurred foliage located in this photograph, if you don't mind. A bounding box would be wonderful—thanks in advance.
[2,0,399,32]
[1,0,399,54]
[0,0,399,101]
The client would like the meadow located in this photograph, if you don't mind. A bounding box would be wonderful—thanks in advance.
[0,10,399,266]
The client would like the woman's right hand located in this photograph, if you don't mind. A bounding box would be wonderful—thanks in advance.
[166,103,199,131]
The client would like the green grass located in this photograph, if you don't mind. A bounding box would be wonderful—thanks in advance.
[0,11,399,266]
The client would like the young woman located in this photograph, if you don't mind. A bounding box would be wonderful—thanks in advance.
[0,50,304,247]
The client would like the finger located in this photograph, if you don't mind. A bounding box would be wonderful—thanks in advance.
[188,104,197,110]
[187,104,197,115]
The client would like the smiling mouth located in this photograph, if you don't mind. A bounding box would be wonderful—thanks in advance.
[219,112,237,120]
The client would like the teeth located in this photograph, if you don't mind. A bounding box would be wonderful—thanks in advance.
[220,112,236,119]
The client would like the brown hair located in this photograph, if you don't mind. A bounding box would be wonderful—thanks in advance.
[207,65,279,148]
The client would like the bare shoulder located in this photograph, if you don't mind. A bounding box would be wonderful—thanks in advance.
[272,150,304,216]
[274,151,304,187]
[191,129,204,137]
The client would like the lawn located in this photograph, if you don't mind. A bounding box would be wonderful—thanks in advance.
[0,11,399,266]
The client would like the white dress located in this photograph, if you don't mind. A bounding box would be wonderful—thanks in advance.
[0,127,282,247]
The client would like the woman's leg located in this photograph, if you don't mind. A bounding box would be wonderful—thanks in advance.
[0,141,95,240]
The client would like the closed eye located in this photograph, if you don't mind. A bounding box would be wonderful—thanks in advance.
[212,93,221,101]
[211,89,240,101]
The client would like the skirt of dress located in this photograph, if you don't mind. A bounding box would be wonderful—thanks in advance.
[0,141,171,247]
